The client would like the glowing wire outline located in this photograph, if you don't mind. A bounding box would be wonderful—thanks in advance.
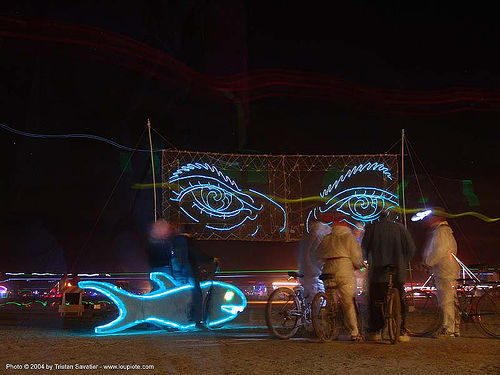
[248,188,287,233]
[169,163,286,234]
[79,272,246,334]
[321,162,393,198]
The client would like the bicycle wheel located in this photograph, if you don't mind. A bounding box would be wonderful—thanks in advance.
[354,298,364,336]
[476,288,500,338]
[404,289,440,336]
[265,287,301,339]
[311,292,336,342]
[387,289,401,344]
[457,290,468,309]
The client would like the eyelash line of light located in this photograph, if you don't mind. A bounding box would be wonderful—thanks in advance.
[321,163,393,199]
[170,175,254,203]
[169,163,241,191]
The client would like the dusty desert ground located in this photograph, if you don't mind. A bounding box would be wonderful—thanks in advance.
[1,307,499,375]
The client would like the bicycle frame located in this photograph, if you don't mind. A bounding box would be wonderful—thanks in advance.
[383,268,401,344]
[405,269,499,338]
[291,281,311,327]
[265,273,310,339]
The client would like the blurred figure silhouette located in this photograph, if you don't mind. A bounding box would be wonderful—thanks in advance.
[423,207,460,338]
[147,219,174,291]
[298,217,332,303]
[362,212,416,342]
[316,215,365,341]
[171,223,218,328]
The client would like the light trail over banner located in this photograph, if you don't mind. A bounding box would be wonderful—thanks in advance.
[1,15,500,115]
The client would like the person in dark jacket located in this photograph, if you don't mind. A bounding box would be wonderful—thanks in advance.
[171,223,218,328]
[362,213,416,342]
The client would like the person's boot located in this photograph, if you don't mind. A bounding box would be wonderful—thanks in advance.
[398,328,411,342]
[433,328,455,338]
[367,331,382,341]
[350,334,364,342]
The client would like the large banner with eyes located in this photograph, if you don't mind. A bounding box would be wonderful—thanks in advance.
[162,151,399,241]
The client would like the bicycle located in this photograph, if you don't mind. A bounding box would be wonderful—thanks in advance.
[265,271,312,339]
[379,265,402,344]
[403,286,440,336]
[310,274,364,342]
[404,273,500,338]
[474,283,500,338]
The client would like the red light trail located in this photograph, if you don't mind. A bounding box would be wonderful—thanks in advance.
[1,15,500,115]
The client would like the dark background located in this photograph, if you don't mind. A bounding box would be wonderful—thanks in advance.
[1,1,499,273]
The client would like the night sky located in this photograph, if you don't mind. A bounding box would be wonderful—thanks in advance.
[1,1,499,273]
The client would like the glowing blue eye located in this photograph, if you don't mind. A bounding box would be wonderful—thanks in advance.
[174,182,261,222]
[169,163,286,236]
[327,188,398,222]
[170,171,262,231]
[307,162,399,232]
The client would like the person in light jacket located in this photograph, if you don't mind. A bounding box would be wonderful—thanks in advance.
[316,215,365,341]
[298,218,332,303]
[423,208,460,338]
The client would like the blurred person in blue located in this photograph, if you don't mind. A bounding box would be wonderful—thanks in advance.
[147,219,174,284]
[362,211,416,342]
[423,207,461,338]
[298,215,332,303]
[170,223,219,329]
[316,214,365,341]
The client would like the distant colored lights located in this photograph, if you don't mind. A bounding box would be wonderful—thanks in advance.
[0,286,8,298]
[272,281,299,289]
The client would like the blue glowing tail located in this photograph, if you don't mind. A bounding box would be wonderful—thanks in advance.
[78,281,145,334]
[79,277,195,334]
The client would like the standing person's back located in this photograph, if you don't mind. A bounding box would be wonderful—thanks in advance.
[423,218,459,279]
[362,216,415,284]
[171,225,217,283]
[423,209,460,337]
[362,214,416,342]
[316,219,365,341]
